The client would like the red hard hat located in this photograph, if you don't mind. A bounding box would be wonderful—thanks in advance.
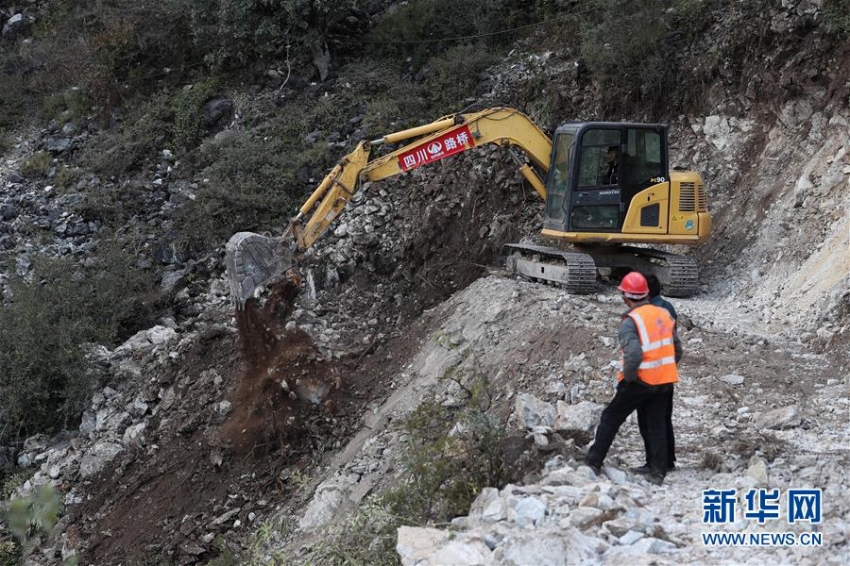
[618,272,649,299]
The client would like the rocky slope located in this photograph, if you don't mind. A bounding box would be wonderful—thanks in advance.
[0,1,848,565]
[381,277,849,565]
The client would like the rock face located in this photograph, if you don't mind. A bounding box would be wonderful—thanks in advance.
[78,442,123,478]
[515,393,557,429]
[202,96,234,129]
[397,527,493,566]
[298,481,346,530]
[719,373,745,386]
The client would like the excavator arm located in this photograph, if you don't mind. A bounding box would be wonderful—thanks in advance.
[226,107,553,307]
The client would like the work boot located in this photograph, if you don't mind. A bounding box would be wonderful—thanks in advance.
[646,472,664,486]
[632,463,675,474]
[585,457,602,476]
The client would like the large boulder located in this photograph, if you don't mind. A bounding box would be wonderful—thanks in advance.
[79,442,123,478]
[554,401,604,436]
[514,394,556,429]
[754,405,801,430]
[397,527,493,566]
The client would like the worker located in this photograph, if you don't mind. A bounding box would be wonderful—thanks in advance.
[585,272,682,486]
[647,273,677,321]
[602,146,618,185]
[633,273,678,475]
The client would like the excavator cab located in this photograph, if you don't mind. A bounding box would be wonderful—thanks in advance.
[525,121,710,295]
[543,123,672,234]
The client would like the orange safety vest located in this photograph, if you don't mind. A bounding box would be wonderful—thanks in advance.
[617,304,679,385]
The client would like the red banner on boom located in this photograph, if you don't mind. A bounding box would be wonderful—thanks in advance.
[397,125,475,172]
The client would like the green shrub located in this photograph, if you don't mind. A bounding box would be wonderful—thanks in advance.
[172,79,222,149]
[19,152,52,178]
[84,236,165,340]
[0,0,197,132]
[233,515,292,566]
[42,88,88,125]
[80,91,175,178]
[579,0,670,113]
[186,0,362,70]
[0,267,98,438]
[0,245,162,442]
[822,0,850,35]
[369,0,533,64]
[174,122,327,256]
[576,0,716,116]
[5,484,61,547]
[70,0,196,107]
[1,470,31,501]
[0,56,30,130]
[385,369,506,522]
[54,166,82,191]
[304,62,427,135]
[4,483,77,565]
[422,45,499,112]
[302,362,507,565]
[0,540,20,566]
[301,497,399,566]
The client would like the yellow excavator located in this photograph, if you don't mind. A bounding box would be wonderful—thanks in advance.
[225,107,710,306]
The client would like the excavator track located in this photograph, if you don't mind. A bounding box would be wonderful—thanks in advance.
[613,246,699,297]
[500,243,597,293]
[588,246,699,297]
[655,253,699,297]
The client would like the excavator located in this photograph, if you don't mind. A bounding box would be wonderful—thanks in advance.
[225,107,711,307]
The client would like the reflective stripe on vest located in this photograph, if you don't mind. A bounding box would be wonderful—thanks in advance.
[617,304,679,385]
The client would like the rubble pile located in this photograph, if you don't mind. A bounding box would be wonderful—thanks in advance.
[287,142,545,360]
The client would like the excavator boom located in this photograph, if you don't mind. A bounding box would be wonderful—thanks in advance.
[296,107,551,249]
[226,108,553,306]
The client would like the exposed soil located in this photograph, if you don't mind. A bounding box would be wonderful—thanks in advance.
[73,279,423,565]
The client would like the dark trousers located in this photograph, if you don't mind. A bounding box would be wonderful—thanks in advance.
[638,385,675,468]
[587,381,673,475]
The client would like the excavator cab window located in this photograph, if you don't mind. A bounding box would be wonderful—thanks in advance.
[569,128,622,231]
[545,132,574,225]
[622,128,665,188]
[577,129,621,188]
[620,127,667,212]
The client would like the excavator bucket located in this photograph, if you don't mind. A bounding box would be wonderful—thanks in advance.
[225,232,295,308]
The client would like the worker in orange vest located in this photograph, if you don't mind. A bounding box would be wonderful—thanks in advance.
[634,273,678,475]
[585,271,682,486]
